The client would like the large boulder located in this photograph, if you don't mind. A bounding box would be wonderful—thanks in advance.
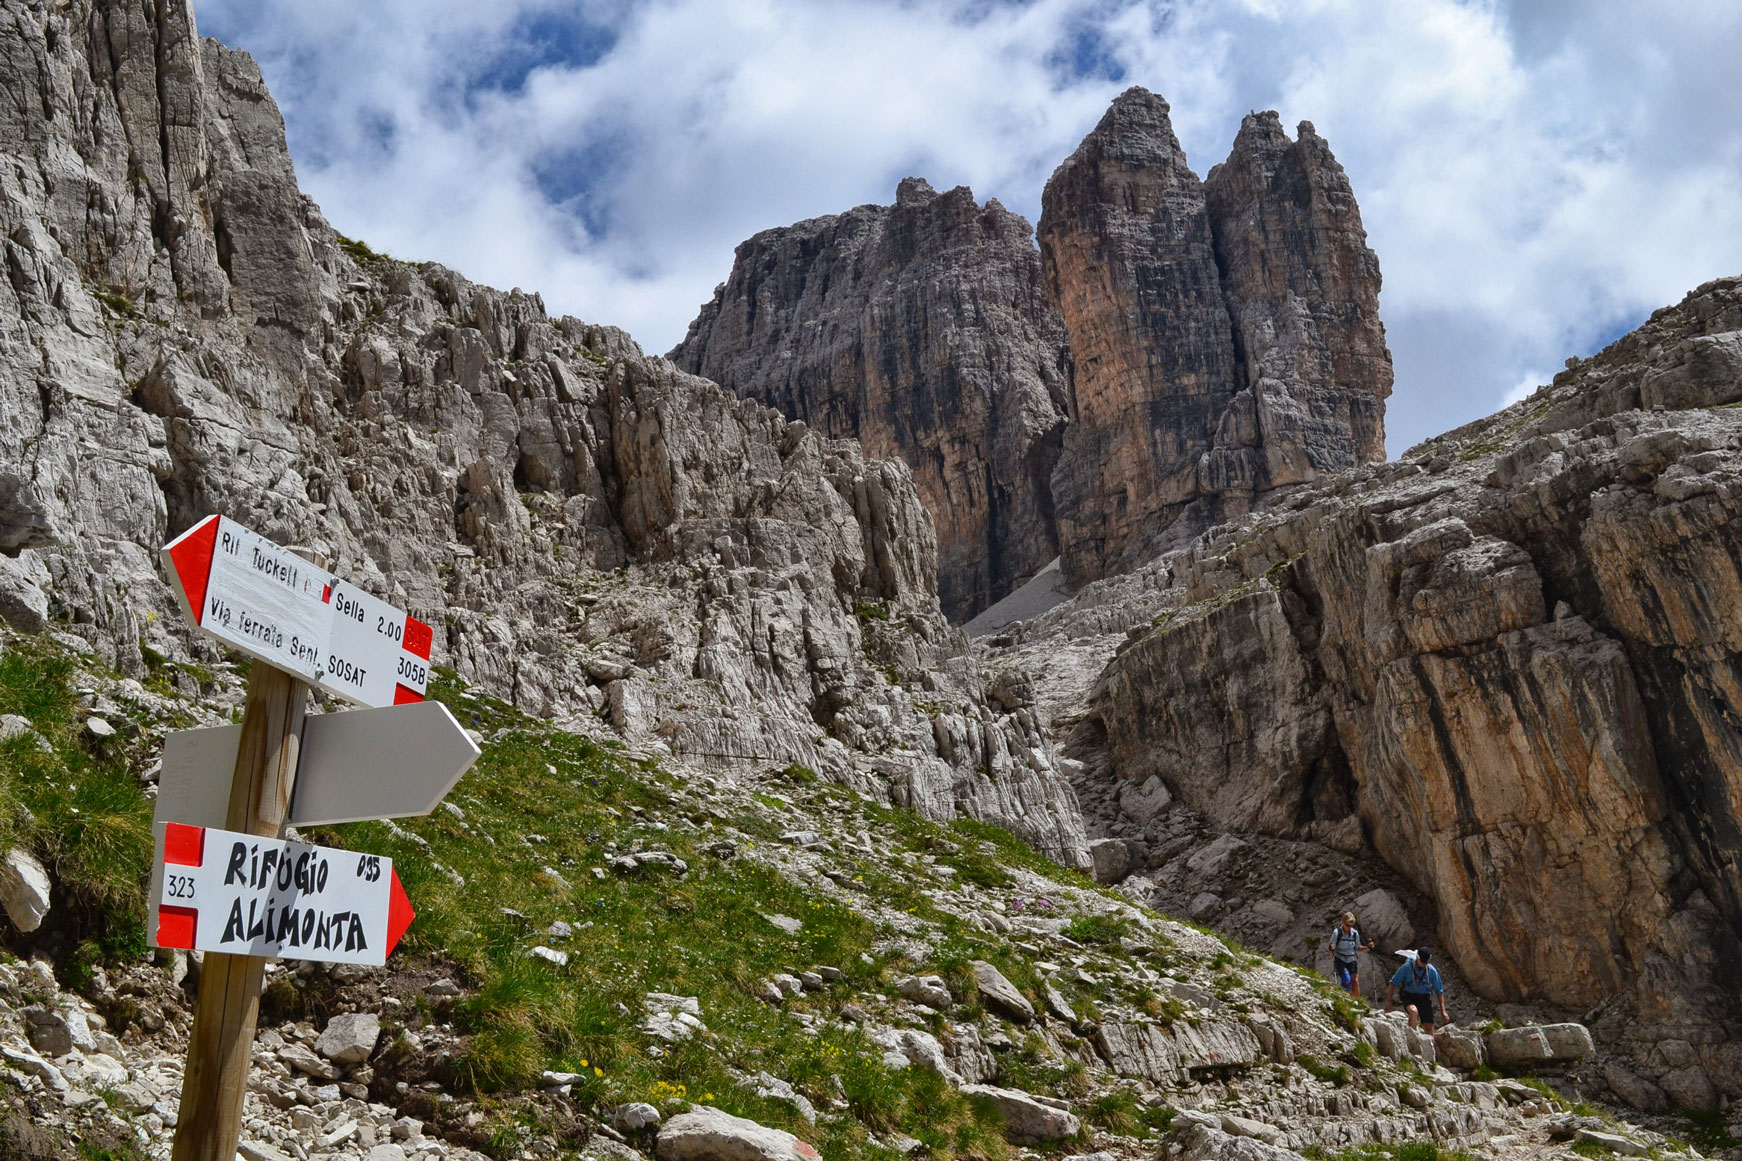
[655,1107,821,1161]
[876,1028,963,1084]
[896,975,952,1010]
[1601,1062,1668,1112]
[960,1085,1080,1142]
[1434,1026,1486,1072]
[1172,1019,1264,1072]
[316,1012,382,1064]
[1118,775,1172,825]
[1486,1026,1554,1069]
[22,1008,73,1058]
[970,961,1034,1024]
[1097,1020,1185,1083]
[1658,1066,1720,1111]
[1351,888,1413,952]
[1089,839,1133,884]
[1170,1115,1311,1161]
[1539,1023,1595,1061]
[0,848,51,933]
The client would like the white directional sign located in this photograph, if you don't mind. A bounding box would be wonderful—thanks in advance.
[161,515,433,707]
[152,823,414,966]
[323,580,434,708]
[154,702,480,829]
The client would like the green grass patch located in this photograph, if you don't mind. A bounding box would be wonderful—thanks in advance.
[1677,1110,1740,1152]
[94,288,138,318]
[0,640,1218,1160]
[337,234,388,263]
[1329,992,1365,1036]
[0,634,154,956]
[1062,913,1131,946]
[1296,1054,1350,1087]
[1081,1087,1174,1138]
[297,672,1081,1157]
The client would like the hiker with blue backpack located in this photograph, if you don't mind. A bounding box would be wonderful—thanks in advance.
[1330,911,1374,997]
[1386,946,1450,1032]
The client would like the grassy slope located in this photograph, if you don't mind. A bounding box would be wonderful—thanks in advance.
[4,632,1673,1161]
[309,672,1097,1159]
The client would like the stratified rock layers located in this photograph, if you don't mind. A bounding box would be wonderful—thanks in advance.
[672,179,1069,621]
[1093,277,1742,1038]
[1039,90,1391,584]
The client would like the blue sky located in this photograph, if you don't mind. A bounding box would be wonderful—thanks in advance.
[198,0,1742,455]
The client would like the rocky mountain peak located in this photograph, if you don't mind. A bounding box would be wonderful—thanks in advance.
[1039,93,1391,584]
[671,180,1070,622]
[893,175,937,205]
[1204,108,1392,487]
[683,87,1391,605]
[1063,85,1190,171]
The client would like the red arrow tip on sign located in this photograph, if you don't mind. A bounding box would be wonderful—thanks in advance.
[164,515,221,626]
[386,868,415,956]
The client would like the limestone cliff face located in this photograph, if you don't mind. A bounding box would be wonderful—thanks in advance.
[671,179,1069,622]
[1038,89,1240,585]
[1090,277,1742,1081]
[0,0,1088,867]
[681,90,1390,603]
[1204,111,1392,488]
[1038,89,1391,585]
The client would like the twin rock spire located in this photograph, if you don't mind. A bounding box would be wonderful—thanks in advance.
[673,86,1392,620]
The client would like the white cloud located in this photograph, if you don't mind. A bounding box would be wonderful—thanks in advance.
[1501,371,1551,410]
[196,0,1742,453]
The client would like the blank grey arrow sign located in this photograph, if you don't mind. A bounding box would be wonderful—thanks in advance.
[290,700,480,825]
[154,701,480,829]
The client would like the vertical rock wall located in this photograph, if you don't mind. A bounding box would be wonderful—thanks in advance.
[1089,279,1742,1066]
[672,179,1070,622]
[1038,89,1392,586]
[1204,111,1392,488]
[681,89,1392,605]
[1038,88,1242,586]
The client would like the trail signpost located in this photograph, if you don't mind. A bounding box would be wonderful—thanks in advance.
[155,822,415,966]
[154,700,480,829]
[154,516,475,1161]
[162,514,435,707]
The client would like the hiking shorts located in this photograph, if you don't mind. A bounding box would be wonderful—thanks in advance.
[1400,991,1436,1023]
[1334,958,1358,990]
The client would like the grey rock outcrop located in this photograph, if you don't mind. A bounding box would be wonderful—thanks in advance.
[1202,112,1392,490]
[315,1012,380,1064]
[0,0,1087,868]
[655,1107,820,1161]
[0,848,52,932]
[672,178,1069,621]
[958,1084,1080,1142]
[969,959,1034,1024]
[1038,88,1389,585]
[1086,276,1742,1064]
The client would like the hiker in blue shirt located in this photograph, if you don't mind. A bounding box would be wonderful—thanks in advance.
[1330,911,1374,997]
[1386,946,1449,1031]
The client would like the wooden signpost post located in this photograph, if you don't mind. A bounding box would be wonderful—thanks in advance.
[156,516,475,1161]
